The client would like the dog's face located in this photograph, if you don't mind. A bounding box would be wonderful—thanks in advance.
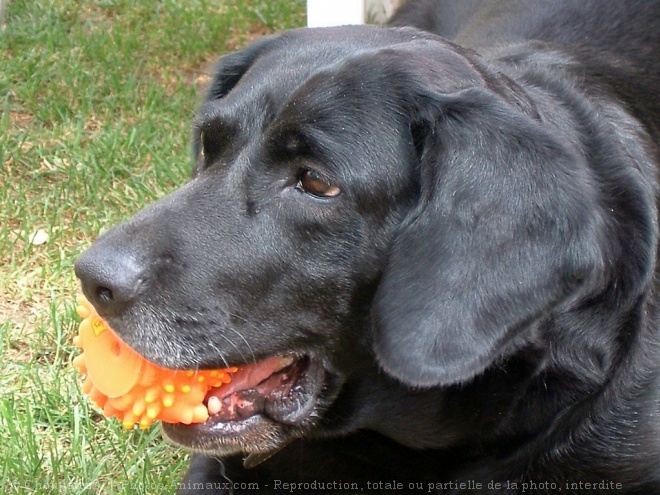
[75,26,648,458]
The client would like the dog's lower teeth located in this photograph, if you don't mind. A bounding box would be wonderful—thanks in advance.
[279,356,295,368]
[207,396,222,415]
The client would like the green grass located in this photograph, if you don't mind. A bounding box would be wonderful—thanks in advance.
[0,1,305,493]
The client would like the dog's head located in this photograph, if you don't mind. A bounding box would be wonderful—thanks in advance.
[74,26,655,456]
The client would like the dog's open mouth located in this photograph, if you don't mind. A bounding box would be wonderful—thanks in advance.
[204,354,316,424]
[163,354,325,456]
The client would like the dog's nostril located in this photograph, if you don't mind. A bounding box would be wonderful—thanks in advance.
[96,286,115,304]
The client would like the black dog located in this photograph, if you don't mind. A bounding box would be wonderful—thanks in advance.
[75,0,660,492]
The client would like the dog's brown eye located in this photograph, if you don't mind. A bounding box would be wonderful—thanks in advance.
[297,170,341,198]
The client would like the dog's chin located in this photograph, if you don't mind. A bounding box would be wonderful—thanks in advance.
[162,355,326,456]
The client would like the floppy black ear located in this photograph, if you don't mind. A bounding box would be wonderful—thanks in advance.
[373,88,606,387]
[205,35,277,102]
[192,36,277,160]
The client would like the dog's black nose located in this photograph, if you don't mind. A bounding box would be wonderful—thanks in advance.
[74,242,146,317]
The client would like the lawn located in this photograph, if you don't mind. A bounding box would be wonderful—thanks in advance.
[0,1,305,493]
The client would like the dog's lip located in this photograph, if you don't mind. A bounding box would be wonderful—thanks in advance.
[163,413,278,455]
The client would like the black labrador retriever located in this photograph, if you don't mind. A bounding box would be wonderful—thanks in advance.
[75,0,660,492]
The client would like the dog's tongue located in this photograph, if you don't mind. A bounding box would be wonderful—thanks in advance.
[204,355,293,420]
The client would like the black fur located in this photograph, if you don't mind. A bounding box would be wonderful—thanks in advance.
[75,0,660,492]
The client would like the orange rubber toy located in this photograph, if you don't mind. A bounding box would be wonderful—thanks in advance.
[73,295,237,429]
